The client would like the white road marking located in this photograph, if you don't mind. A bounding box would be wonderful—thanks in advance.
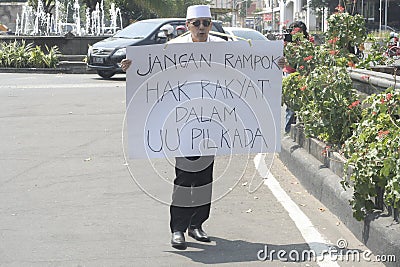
[254,153,340,267]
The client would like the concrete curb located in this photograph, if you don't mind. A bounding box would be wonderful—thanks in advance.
[348,67,400,90]
[279,136,400,266]
[0,66,95,74]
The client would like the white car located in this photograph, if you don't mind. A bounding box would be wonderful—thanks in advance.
[223,27,268,41]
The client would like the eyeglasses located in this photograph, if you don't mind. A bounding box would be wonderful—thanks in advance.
[189,19,211,27]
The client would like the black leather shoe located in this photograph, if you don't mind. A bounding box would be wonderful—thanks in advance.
[188,228,211,242]
[171,231,187,250]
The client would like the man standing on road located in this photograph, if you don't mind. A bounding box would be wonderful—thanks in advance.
[166,5,225,250]
[121,5,225,250]
[120,4,286,251]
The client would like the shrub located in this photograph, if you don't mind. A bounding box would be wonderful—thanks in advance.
[343,88,400,221]
[0,41,59,68]
[299,66,361,145]
[282,72,306,113]
[283,9,364,146]
[283,6,399,222]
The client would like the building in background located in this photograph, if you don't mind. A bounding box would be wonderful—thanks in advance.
[210,0,264,28]
[258,0,318,32]
[210,0,318,31]
[210,0,399,33]
[361,0,400,30]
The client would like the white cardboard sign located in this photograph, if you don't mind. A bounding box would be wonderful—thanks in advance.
[126,41,283,159]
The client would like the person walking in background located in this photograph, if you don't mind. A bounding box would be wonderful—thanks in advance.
[283,21,313,134]
[175,25,187,36]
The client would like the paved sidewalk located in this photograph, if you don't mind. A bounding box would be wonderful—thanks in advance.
[280,135,400,267]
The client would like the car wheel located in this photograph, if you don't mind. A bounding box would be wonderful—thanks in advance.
[97,70,115,79]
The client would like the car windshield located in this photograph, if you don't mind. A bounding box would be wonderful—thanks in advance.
[114,20,161,39]
[231,30,267,40]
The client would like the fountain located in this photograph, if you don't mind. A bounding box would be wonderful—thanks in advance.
[2,0,124,55]
[15,0,123,36]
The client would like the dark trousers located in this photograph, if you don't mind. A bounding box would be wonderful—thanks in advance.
[170,156,214,233]
[285,107,296,133]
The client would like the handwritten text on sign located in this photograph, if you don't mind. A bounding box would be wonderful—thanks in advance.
[126,41,283,159]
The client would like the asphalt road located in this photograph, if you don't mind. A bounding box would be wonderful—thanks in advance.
[0,73,387,267]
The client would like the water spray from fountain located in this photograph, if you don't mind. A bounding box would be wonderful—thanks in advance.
[15,0,123,36]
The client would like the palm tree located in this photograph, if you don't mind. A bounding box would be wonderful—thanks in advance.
[28,0,56,13]
[114,0,211,19]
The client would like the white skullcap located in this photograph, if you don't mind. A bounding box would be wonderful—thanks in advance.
[186,5,212,20]
[160,24,174,34]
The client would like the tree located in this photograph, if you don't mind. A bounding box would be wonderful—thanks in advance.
[170,0,212,18]
[82,0,101,11]
[113,0,211,23]
[28,0,56,13]
[27,0,107,15]
[238,0,252,18]
[309,0,359,15]
[309,0,337,15]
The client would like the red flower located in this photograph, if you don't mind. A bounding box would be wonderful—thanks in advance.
[309,36,315,43]
[386,93,392,101]
[304,55,313,61]
[329,50,338,55]
[322,146,331,156]
[300,85,307,91]
[348,61,356,68]
[380,98,385,104]
[299,65,305,70]
[291,27,301,35]
[348,100,360,109]
[378,130,390,138]
[328,37,339,44]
